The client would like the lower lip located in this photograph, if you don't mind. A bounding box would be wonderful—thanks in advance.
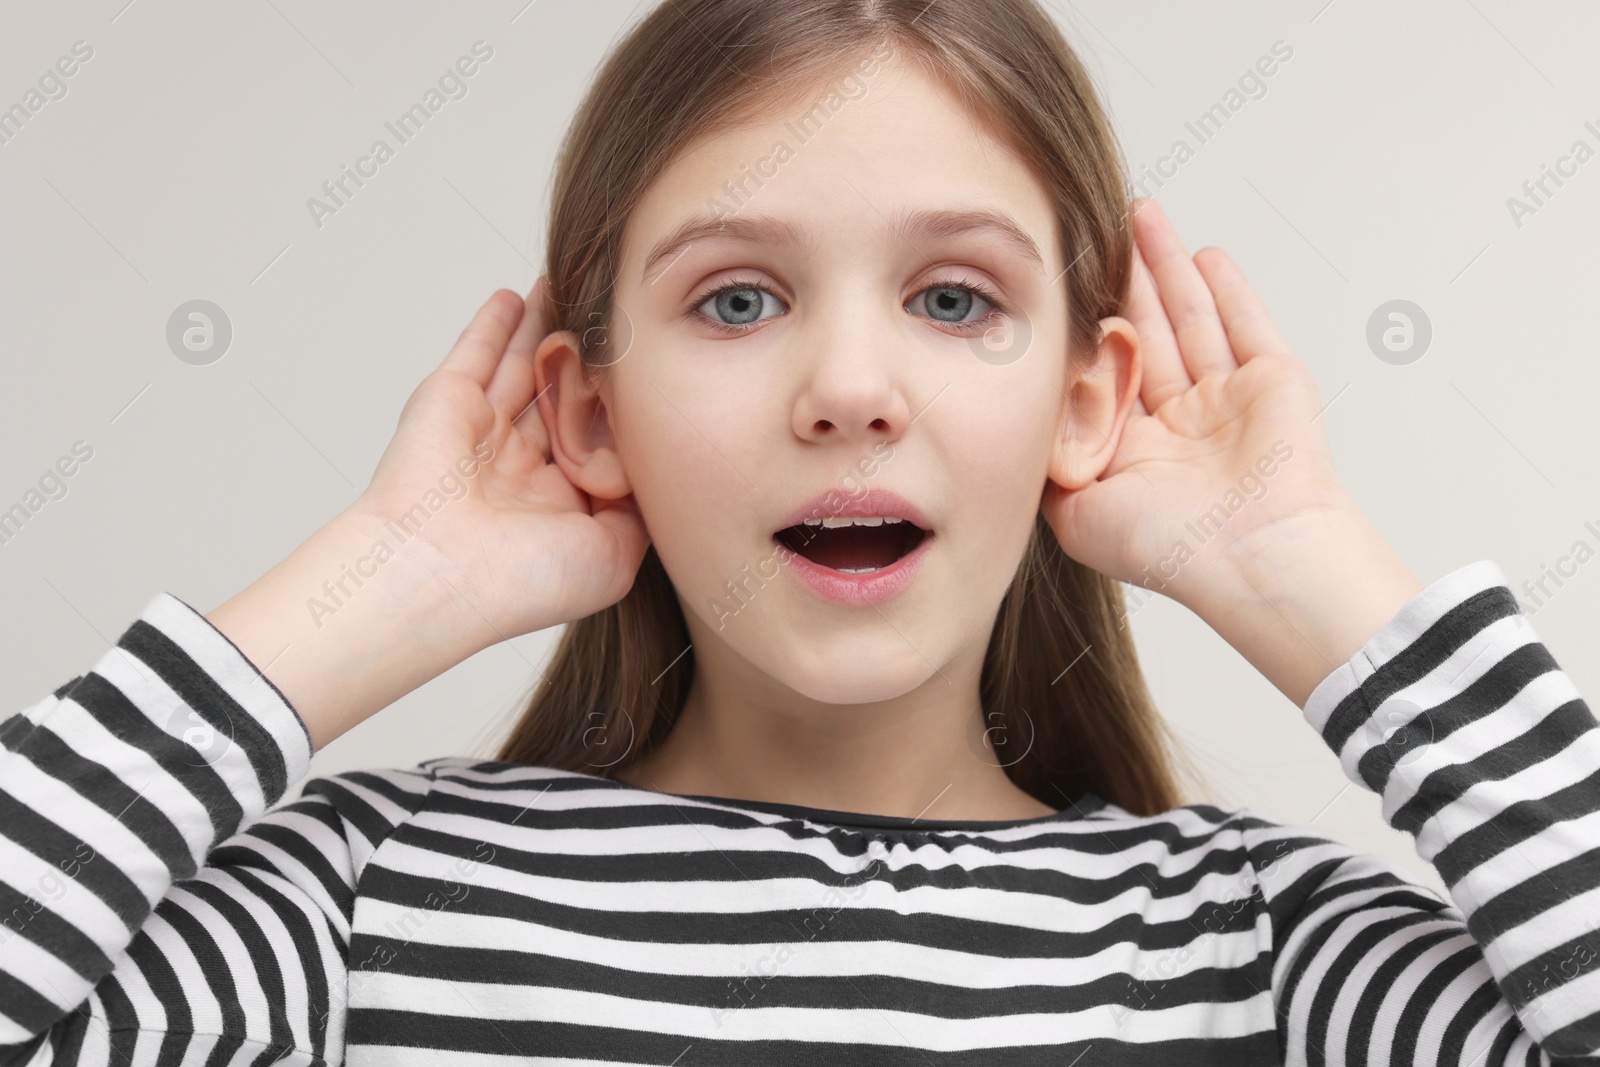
[774,532,934,606]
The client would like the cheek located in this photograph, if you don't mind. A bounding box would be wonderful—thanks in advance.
[941,384,1058,545]
[610,372,765,588]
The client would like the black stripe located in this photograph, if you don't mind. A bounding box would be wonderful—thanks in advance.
[1496,920,1600,1008]
[358,862,1261,962]
[349,935,1270,1021]
[0,716,187,921]
[1478,1015,1523,1067]
[209,800,357,927]
[1387,943,1482,1064]
[1434,764,1600,885]
[182,878,293,1058]
[1322,585,1521,755]
[0,966,64,1039]
[1391,698,1595,838]
[128,921,194,1036]
[52,998,89,1066]
[1356,642,1561,796]
[1482,843,1600,950]
[1438,975,1511,1064]
[347,1007,1282,1065]
[301,769,436,849]
[1279,873,1454,1029]
[382,816,1258,906]
[231,864,336,1059]
[94,973,141,1066]
[421,778,1242,861]
[167,591,315,758]
[1303,907,1446,1056]
[159,895,246,1037]
[1541,1001,1600,1061]
[57,671,238,868]
[201,1030,247,1067]
[1345,924,1469,1067]
[120,618,291,804]
[0,799,119,979]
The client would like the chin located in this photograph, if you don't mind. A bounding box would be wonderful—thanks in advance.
[752,631,945,707]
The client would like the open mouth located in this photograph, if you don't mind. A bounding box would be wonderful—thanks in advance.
[774,516,930,574]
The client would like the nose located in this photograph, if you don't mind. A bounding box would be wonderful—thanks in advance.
[791,297,914,446]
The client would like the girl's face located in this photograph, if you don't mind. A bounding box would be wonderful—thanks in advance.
[555,54,1106,707]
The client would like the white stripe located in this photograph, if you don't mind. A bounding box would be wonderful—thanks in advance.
[312,769,433,865]
[1454,994,1522,1067]
[1410,964,1502,1066]
[1303,560,1510,733]
[1516,961,1600,1052]
[164,884,274,1044]
[139,909,226,1035]
[92,636,274,819]
[218,803,353,942]
[1440,808,1600,922]
[1366,928,1482,1067]
[371,835,1260,933]
[1381,671,1588,828]
[1479,883,1600,979]
[417,781,1240,881]
[357,894,1268,988]
[357,968,1271,1049]
[1320,913,1468,1065]
[140,593,313,781]
[0,930,87,1013]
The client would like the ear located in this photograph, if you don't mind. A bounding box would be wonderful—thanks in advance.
[1047,315,1142,491]
[532,329,632,500]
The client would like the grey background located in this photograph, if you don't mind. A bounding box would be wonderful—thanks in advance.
[4,0,1597,901]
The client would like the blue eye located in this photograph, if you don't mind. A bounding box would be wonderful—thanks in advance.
[685,275,1009,336]
[694,284,784,333]
[914,285,991,325]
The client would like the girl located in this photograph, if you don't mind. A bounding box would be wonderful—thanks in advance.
[3,0,1596,1063]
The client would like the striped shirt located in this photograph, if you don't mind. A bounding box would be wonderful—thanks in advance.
[1,559,1597,1065]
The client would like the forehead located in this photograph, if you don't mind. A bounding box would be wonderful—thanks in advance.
[620,55,1061,280]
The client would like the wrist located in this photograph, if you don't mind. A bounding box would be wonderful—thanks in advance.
[205,508,493,750]
[1182,503,1424,707]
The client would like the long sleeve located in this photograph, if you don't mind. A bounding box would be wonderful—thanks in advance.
[1242,560,1600,1065]
[0,593,441,1066]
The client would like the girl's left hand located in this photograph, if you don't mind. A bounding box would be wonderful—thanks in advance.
[1042,198,1423,704]
[1043,197,1352,613]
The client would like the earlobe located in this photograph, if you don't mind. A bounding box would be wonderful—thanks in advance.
[533,329,632,500]
[1046,316,1142,492]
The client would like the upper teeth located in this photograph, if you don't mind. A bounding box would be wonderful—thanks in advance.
[805,515,906,528]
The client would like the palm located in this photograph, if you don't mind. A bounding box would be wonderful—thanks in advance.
[354,282,649,639]
[1044,199,1350,606]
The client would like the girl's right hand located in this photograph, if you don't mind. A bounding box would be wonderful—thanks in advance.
[349,280,651,643]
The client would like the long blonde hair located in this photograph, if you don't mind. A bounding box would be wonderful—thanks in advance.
[495,0,1199,816]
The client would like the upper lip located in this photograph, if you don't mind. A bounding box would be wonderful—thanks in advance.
[773,488,933,534]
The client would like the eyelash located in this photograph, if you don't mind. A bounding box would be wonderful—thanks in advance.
[684,274,1010,336]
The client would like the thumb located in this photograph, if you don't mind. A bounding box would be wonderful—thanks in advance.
[1040,479,1084,555]
[591,497,652,580]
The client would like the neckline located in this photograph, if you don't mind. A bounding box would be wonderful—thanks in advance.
[672,790,1105,832]
[576,762,1105,832]
[448,759,1107,833]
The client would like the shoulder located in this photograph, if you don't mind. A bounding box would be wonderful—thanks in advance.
[1084,798,1453,912]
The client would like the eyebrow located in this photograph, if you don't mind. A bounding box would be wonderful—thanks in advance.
[640,207,1047,282]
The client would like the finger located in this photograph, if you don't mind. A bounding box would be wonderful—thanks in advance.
[1133,198,1236,382]
[436,288,526,387]
[1122,226,1190,411]
[1191,249,1288,364]
[486,277,550,419]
